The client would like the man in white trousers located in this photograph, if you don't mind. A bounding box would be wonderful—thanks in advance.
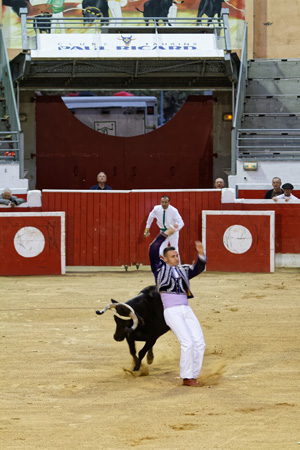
[149,226,207,387]
[144,195,184,258]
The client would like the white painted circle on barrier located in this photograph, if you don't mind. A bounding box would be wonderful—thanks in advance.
[223,225,252,254]
[14,227,45,258]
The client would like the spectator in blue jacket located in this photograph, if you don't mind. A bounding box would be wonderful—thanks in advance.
[264,177,283,199]
[90,172,112,190]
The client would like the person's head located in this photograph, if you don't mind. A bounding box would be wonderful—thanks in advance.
[1,188,12,200]
[160,195,170,210]
[163,246,179,266]
[272,177,282,191]
[97,172,107,184]
[214,178,225,189]
[282,183,294,197]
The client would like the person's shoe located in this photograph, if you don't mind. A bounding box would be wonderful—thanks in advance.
[183,378,204,387]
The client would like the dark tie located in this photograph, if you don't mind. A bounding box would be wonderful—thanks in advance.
[161,210,167,232]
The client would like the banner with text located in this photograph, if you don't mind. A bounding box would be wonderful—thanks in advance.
[31,33,224,58]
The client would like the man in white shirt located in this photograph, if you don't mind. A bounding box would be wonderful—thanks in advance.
[273,183,298,202]
[144,195,184,257]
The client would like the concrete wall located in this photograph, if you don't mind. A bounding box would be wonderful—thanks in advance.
[212,92,232,188]
[229,160,300,189]
[0,164,28,189]
[19,91,36,190]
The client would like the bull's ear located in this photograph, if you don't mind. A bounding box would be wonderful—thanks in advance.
[111,299,118,304]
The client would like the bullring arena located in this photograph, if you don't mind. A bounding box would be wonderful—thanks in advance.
[1,265,299,450]
[1,2,300,448]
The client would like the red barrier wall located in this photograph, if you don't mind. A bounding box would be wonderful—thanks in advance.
[203,211,274,273]
[0,212,65,275]
[238,189,300,199]
[42,190,222,266]
[3,191,300,269]
[222,203,300,254]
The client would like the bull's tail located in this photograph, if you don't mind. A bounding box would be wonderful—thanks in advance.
[135,8,143,13]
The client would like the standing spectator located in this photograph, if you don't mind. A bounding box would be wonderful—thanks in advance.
[214,178,225,189]
[144,195,184,258]
[0,188,25,207]
[273,183,298,202]
[90,172,112,190]
[264,177,283,199]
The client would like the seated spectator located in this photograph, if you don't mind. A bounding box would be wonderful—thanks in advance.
[273,183,298,202]
[0,188,26,207]
[264,177,283,199]
[214,178,225,189]
[90,172,112,190]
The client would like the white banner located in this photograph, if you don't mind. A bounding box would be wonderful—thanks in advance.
[31,34,224,58]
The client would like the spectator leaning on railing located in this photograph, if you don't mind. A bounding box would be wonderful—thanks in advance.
[0,188,25,207]
[273,183,298,202]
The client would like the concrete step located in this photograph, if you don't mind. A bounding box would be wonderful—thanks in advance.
[243,112,300,117]
[244,96,300,113]
[248,59,300,79]
[246,79,300,96]
[238,128,300,134]
[241,115,300,129]
[238,136,300,148]
[238,149,300,159]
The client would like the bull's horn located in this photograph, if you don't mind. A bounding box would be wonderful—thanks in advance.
[111,303,139,331]
[129,311,138,330]
[95,304,114,315]
[97,302,139,331]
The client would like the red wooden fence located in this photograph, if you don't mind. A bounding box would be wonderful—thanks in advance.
[222,202,300,254]
[42,190,222,266]
[3,190,300,268]
[238,189,300,199]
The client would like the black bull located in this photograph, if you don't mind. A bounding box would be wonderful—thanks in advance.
[96,285,169,371]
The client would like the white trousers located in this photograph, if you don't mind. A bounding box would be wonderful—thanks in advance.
[164,305,205,379]
[159,231,180,258]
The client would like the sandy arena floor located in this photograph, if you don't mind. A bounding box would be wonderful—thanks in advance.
[1,267,299,450]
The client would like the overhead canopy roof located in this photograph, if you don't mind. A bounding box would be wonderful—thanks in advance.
[10,52,239,91]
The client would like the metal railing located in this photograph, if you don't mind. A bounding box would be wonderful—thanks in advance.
[231,21,247,175]
[0,25,24,177]
[19,8,232,52]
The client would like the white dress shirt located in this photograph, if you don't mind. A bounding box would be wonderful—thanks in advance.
[145,205,184,232]
[276,193,298,201]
